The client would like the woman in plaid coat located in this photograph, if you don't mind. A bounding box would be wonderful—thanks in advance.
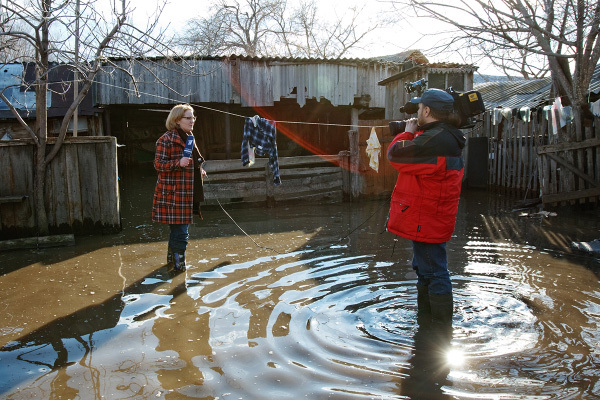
[152,104,205,271]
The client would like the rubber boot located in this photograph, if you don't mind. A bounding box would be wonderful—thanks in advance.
[429,292,453,325]
[167,246,174,265]
[429,292,454,343]
[172,251,186,271]
[417,284,431,317]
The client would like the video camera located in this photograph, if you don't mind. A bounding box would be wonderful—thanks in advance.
[395,78,485,131]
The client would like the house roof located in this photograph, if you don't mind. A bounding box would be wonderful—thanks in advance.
[475,78,553,110]
[474,62,600,110]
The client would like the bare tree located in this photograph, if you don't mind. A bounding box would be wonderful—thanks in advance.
[179,0,377,58]
[0,0,173,235]
[0,13,35,63]
[391,0,600,138]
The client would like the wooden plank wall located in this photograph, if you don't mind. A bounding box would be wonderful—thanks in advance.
[0,137,120,239]
[202,155,344,206]
[355,121,396,199]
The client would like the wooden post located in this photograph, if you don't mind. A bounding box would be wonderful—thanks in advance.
[348,108,362,199]
[225,106,231,159]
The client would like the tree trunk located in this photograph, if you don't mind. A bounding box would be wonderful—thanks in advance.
[34,143,49,236]
[34,0,51,236]
[34,73,50,236]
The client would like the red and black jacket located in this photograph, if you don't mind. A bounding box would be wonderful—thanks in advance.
[386,121,466,243]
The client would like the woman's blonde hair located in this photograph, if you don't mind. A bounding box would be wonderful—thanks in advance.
[165,104,194,130]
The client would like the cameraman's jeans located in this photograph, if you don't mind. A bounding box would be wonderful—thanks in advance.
[412,240,452,295]
[169,224,189,253]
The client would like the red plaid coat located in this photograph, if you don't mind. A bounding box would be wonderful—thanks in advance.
[152,130,195,224]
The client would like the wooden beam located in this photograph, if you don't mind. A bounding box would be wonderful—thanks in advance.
[0,234,75,251]
[542,187,600,204]
[537,137,600,154]
[542,153,598,187]
[0,195,28,204]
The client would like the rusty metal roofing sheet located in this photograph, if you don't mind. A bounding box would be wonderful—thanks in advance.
[475,63,600,110]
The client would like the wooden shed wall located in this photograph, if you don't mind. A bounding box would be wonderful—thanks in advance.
[108,99,362,166]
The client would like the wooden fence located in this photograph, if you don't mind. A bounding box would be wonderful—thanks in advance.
[0,137,120,239]
[469,111,600,205]
[203,155,344,206]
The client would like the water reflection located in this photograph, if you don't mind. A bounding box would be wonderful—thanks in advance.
[1,179,600,398]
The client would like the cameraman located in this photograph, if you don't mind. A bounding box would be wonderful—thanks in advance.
[386,88,465,326]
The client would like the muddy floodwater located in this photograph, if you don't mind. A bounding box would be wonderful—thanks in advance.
[1,166,600,399]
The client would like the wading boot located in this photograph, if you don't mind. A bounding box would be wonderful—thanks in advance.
[172,251,186,271]
[429,292,453,324]
[167,246,174,265]
[429,292,454,340]
[417,284,431,323]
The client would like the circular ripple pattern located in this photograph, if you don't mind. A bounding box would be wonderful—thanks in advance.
[175,240,580,399]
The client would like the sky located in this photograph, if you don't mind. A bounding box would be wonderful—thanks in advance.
[128,0,498,75]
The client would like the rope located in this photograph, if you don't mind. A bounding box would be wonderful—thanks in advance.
[214,197,284,255]
[96,79,389,129]
[208,177,391,255]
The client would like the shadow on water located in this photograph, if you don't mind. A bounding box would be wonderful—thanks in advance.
[1,164,600,399]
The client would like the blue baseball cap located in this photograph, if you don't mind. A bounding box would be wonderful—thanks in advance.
[410,88,455,112]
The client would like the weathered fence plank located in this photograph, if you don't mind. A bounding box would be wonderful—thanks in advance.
[0,137,120,239]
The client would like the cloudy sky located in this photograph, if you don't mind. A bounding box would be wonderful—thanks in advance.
[128,0,493,74]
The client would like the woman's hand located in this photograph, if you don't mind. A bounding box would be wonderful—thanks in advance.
[179,157,191,167]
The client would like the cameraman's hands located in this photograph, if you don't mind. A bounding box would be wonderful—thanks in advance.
[405,118,418,133]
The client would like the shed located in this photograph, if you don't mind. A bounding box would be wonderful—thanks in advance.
[377,61,478,120]
[94,54,407,165]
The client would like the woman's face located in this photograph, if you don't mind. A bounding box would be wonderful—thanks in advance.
[178,110,196,133]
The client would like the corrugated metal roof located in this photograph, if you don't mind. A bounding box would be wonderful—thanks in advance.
[475,78,552,110]
[589,63,600,94]
[475,62,600,110]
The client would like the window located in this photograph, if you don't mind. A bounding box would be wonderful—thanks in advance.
[447,73,464,91]
[428,73,446,90]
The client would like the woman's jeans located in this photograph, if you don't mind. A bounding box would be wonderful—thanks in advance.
[169,224,189,252]
[411,241,452,295]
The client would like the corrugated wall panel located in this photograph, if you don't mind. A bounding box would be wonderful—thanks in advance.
[94,58,401,109]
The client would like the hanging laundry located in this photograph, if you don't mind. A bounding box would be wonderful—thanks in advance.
[519,107,531,122]
[592,99,600,118]
[365,127,381,172]
[560,106,573,127]
[241,116,281,185]
[492,108,503,125]
[501,107,513,121]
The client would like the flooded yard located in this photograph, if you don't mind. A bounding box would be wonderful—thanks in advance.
[1,166,600,399]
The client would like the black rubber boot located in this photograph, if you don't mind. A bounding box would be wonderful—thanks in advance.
[430,293,453,323]
[167,246,174,265]
[417,284,431,316]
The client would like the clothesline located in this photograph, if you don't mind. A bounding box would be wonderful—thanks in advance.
[97,79,389,129]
